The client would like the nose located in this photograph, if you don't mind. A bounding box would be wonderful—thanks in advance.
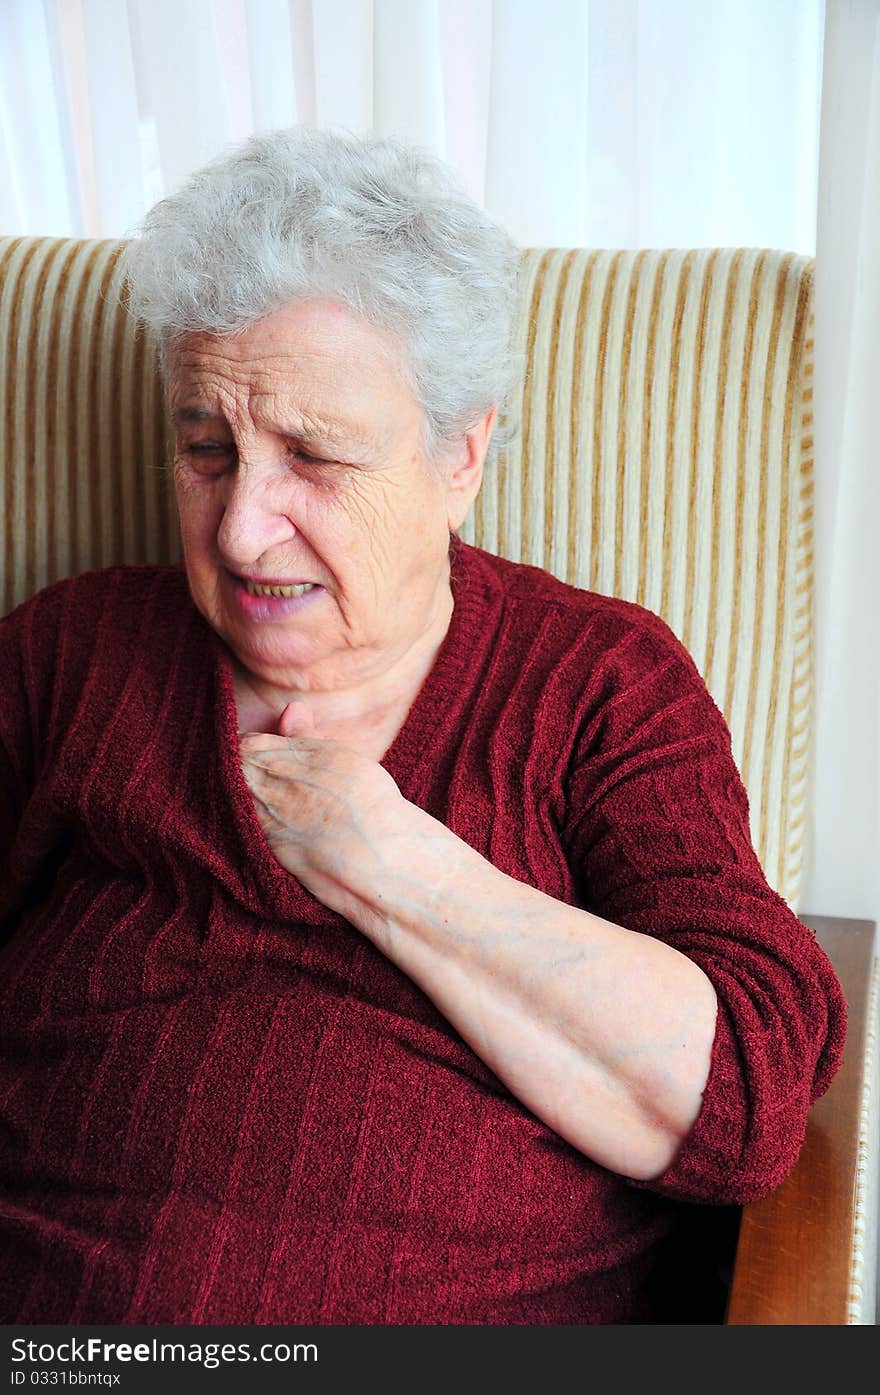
[216,458,298,565]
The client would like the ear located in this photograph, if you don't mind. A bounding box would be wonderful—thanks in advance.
[442,405,497,532]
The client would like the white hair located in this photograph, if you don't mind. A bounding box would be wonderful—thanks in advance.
[122,126,521,463]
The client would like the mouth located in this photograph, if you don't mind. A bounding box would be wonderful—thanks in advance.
[227,570,324,621]
[238,578,319,599]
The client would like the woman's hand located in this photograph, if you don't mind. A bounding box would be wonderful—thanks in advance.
[238,701,411,931]
[239,705,718,1182]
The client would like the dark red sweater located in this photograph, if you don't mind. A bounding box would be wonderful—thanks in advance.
[0,538,845,1325]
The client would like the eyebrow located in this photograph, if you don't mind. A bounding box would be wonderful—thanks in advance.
[172,407,225,427]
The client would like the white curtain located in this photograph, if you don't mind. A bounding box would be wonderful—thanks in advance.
[1,0,823,251]
[0,0,876,929]
[801,0,879,926]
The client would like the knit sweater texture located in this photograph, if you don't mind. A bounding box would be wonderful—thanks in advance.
[0,537,845,1325]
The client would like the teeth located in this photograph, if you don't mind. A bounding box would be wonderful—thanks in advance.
[243,580,317,598]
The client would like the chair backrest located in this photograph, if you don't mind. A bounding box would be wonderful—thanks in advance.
[0,238,814,908]
[0,238,176,601]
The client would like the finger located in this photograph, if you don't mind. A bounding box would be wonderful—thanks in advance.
[278,701,318,738]
[239,732,291,755]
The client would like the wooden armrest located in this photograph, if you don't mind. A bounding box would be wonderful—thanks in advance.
[725,914,878,1324]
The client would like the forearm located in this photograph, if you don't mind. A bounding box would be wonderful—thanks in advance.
[346,802,719,1181]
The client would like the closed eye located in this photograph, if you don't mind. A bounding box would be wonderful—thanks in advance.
[287,441,336,468]
[179,442,235,478]
[286,444,351,482]
[179,441,344,478]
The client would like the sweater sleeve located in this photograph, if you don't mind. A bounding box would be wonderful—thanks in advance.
[0,582,73,929]
[560,608,847,1206]
[0,600,40,865]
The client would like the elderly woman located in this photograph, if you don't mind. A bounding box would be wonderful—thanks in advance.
[0,128,844,1326]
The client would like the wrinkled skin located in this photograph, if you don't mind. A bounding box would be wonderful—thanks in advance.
[167,296,493,874]
[238,700,411,935]
[168,298,476,695]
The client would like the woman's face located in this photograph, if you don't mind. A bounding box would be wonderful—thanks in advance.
[167,298,487,693]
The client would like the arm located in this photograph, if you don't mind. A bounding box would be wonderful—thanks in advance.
[0,582,70,927]
[321,794,719,1182]
[0,605,37,883]
[555,624,846,1204]
[241,624,846,1203]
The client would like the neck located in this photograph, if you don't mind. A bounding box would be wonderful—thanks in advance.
[232,573,455,756]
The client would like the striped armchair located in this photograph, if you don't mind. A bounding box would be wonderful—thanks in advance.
[1,235,876,1324]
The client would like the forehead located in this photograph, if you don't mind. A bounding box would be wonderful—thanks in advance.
[166,297,412,427]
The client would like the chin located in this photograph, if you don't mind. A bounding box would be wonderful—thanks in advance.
[232,627,328,673]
